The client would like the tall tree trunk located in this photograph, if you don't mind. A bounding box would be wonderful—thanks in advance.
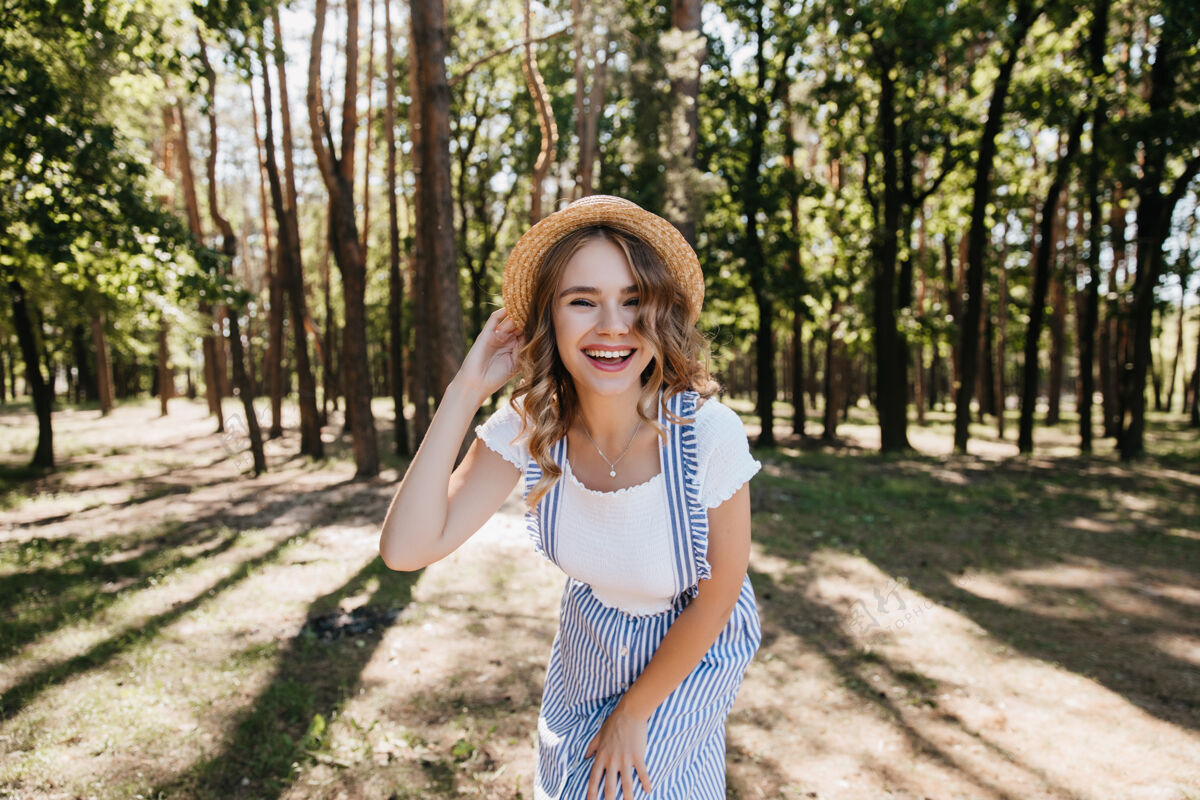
[745,1,775,447]
[173,100,224,429]
[8,276,54,468]
[91,311,115,415]
[1150,321,1164,411]
[942,235,960,411]
[250,58,284,439]
[410,0,467,443]
[781,64,805,437]
[456,91,485,333]
[1101,183,1127,438]
[157,321,172,416]
[1046,189,1069,425]
[1080,186,1103,451]
[39,312,54,404]
[664,0,704,246]
[214,307,231,399]
[1079,71,1106,452]
[70,324,95,403]
[1165,275,1189,412]
[869,42,911,452]
[200,37,266,475]
[384,0,410,456]
[522,0,557,223]
[974,278,990,421]
[1117,5,1200,459]
[1189,311,1200,428]
[321,229,336,427]
[791,314,805,436]
[361,0,376,257]
[1017,114,1084,451]
[914,208,929,425]
[823,292,841,441]
[405,11,432,440]
[266,244,286,439]
[572,0,609,200]
[274,12,324,450]
[154,107,176,419]
[995,222,1010,438]
[956,0,1039,453]
[238,200,260,397]
[806,330,818,411]
[261,27,324,458]
[309,0,380,477]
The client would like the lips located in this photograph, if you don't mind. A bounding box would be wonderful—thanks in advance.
[583,348,635,370]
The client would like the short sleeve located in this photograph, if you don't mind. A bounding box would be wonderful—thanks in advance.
[695,399,762,509]
[473,397,528,470]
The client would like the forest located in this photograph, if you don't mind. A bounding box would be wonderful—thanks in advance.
[3,1,1200,798]
[2,0,1197,475]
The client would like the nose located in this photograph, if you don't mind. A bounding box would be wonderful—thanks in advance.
[596,298,632,336]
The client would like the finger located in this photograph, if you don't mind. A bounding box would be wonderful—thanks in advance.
[622,764,634,799]
[584,733,597,759]
[587,764,603,800]
[491,307,513,329]
[636,757,652,794]
[605,767,617,800]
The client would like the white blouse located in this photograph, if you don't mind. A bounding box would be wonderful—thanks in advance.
[474,391,762,615]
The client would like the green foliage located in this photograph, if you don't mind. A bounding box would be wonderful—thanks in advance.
[0,0,207,367]
[1,0,1196,443]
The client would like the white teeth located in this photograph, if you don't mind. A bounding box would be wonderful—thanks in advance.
[584,349,632,359]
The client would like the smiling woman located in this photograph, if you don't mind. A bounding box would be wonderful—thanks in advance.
[380,195,763,800]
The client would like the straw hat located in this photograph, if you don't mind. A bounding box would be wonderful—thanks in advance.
[501,195,704,331]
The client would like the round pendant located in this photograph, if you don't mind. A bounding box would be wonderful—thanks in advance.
[609,469,616,478]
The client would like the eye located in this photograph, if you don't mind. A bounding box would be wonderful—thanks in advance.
[568,298,639,307]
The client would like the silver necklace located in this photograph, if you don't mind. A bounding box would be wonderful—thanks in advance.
[580,417,644,478]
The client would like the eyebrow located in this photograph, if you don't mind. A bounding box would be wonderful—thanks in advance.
[558,284,639,298]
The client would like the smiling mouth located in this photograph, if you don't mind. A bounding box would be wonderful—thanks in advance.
[583,349,635,365]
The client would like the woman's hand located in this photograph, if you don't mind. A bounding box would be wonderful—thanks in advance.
[584,704,652,799]
[454,307,526,404]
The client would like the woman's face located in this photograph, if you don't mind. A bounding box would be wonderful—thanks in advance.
[551,236,654,398]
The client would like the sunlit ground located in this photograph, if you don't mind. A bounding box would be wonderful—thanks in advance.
[0,393,1197,799]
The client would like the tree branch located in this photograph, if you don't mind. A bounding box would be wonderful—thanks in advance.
[306,0,337,191]
[449,26,572,88]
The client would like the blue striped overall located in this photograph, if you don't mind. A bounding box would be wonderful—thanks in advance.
[524,388,762,799]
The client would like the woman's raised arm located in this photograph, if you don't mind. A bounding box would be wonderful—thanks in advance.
[379,308,525,571]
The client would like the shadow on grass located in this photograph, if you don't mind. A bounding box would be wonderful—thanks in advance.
[156,557,420,800]
[0,474,386,723]
[0,462,66,510]
[0,524,320,721]
[0,469,373,665]
[746,440,1200,749]
[734,566,1083,800]
[0,522,243,660]
[10,454,245,528]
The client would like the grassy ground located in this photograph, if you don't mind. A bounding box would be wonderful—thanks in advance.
[0,393,1197,799]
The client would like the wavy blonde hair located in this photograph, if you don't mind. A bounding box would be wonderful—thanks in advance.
[506,225,721,510]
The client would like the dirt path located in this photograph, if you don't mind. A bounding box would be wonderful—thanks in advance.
[1,398,1198,799]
